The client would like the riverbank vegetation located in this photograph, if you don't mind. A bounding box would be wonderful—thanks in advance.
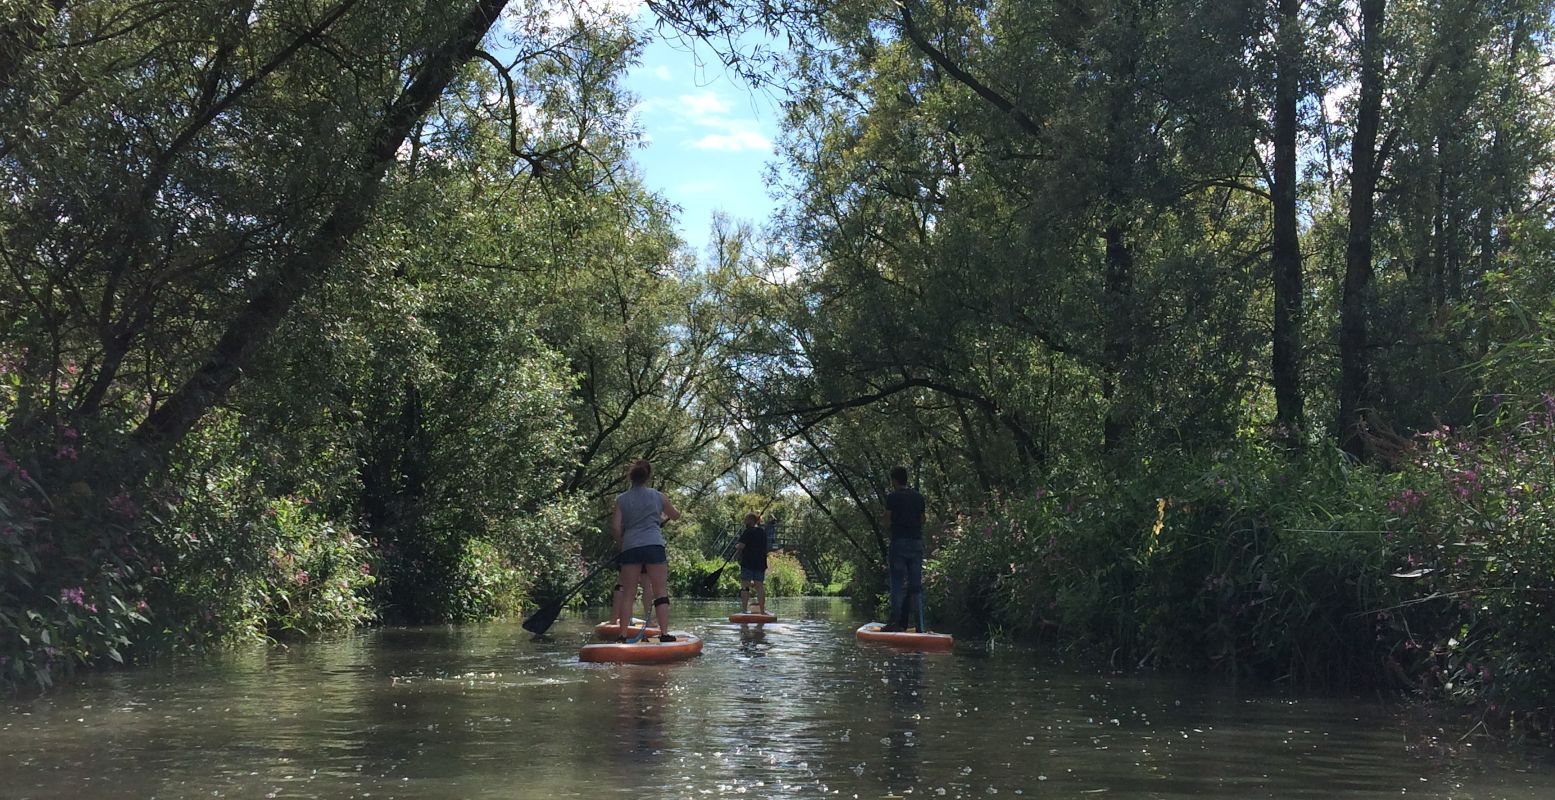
[4,0,1554,739]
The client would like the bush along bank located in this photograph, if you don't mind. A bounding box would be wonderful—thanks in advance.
[930,408,1555,737]
[1,429,557,691]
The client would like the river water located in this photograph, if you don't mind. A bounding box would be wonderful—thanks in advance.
[3,598,1552,799]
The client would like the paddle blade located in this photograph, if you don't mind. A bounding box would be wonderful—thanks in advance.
[521,601,564,635]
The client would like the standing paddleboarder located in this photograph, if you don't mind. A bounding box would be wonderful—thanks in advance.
[732,512,768,614]
[881,466,927,632]
[612,459,680,642]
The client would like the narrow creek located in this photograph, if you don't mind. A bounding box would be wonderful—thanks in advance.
[3,598,1551,799]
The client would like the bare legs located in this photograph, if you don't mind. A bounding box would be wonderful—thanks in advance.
[612,563,641,634]
[740,579,766,613]
[612,569,658,631]
[646,562,670,633]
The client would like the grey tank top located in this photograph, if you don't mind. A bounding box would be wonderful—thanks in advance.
[617,486,666,550]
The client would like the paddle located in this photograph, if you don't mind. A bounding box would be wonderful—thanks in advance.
[691,522,740,597]
[522,556,618,635]
[694,556,734,597]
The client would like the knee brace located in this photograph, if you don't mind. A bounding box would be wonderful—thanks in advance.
[653,596,670,608]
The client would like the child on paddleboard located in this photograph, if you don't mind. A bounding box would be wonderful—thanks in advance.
[732,513,768,614]
[611,459,681,642]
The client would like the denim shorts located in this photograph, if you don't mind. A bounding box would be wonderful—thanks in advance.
[739,567,766,582]
[618,545,668,565]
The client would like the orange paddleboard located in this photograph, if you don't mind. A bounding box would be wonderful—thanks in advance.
[729,612,777,624]
[855,622,954,652]
[594,618,662,639]
[579,633,703,664]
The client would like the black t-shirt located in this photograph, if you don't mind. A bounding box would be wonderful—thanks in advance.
[885,487,926,540]
[737,525,768,570]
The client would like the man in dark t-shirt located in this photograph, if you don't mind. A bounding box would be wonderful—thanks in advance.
[882,466,927,631]
[733,513,769,613]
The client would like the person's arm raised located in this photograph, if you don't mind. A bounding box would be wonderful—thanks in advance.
[660,492,682,522]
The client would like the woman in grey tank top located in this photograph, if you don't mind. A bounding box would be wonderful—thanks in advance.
[611,459,681,641]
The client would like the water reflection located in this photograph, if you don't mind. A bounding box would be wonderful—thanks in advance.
[738,624,768,646]
[2,598,1554,800]
[610,665,671,772]
[880,653,924,791]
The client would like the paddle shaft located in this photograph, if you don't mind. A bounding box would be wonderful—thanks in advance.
[522,555,617,634]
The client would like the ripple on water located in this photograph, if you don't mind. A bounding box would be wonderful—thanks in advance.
[4,599,1555,799]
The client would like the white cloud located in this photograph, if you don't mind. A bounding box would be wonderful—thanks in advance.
[677,92,732,117]
[652,65,673,81]
[632,88,776,153]
[691,129,773,152]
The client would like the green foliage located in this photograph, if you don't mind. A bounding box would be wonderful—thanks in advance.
[152,484,376,644]
[667,552,741,599]
[932,443,1404,683]
[763,551,808,596]
[1378,405,1555,735]
[804,559,853,596]
[0,0,728,685]
[930,416,1555,731]
[0,429,152,688]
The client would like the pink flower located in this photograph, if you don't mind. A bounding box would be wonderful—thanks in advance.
[54,445,77,461]
[359,563,372,575]
[59,587,86,606]
[108,492,138,519]
[1387,489,1424,515]
[295,570,310,585]
[1450,470,1481,499]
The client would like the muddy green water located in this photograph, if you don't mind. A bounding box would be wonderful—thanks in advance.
[3,598,1552,799]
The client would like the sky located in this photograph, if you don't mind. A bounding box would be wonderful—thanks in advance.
[617,9,786,252]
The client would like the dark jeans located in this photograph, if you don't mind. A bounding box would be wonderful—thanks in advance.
[887,537,924,627]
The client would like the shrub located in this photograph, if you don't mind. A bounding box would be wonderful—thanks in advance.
[764,551,807,596]
[930,416,1555,734]
[668,551,740,598]
[1,433,152,689]
[1379,403,1555,735]
[151,484,376,644]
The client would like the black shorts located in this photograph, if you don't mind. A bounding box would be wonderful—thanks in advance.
[619,545,668,566]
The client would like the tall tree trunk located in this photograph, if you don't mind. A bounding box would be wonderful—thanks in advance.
[1101,220,1135,454]
[1337,0,1386,459]
[127,0,511,475]
[1100,16,1141,456]
[1270,0,1305,438]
